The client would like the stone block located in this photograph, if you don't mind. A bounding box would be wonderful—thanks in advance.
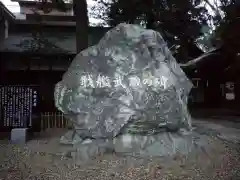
[11,128,29,144]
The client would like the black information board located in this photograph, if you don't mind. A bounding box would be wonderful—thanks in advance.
[0,85,40,131]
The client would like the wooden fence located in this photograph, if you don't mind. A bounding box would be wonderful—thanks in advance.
[40,111,72,131]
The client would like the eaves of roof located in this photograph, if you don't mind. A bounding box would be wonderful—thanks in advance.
[0,1,16,21]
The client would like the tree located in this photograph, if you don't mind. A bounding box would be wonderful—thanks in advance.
[188,1,240,76]
[92,0,210,62]
[73,0,89,53]
[38,0,89,53]
[212,1,239,47]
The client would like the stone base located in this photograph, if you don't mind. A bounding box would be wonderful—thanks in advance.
[11,128,29,144]
[113,132,199,157]
[59,129,213,165]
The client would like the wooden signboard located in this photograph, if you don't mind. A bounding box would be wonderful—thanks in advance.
[225,82,235,100]
[0,85,40,131]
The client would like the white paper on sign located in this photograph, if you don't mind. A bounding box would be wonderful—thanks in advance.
[226,93,235,100]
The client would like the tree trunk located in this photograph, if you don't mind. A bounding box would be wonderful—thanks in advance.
[146,13,155,29]
[73,0,89,53]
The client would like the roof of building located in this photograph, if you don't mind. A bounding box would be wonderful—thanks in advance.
[0,1,16,21]
[0,0,79,26]
[0,27,109,54]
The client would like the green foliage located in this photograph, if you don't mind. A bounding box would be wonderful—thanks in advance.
[212,0,240,55]
[217,2,239,35]
[93,0,210,62]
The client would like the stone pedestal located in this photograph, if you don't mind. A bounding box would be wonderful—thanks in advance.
[11,128,29,144]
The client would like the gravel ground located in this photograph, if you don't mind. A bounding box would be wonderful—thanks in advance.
[0,126,239,180]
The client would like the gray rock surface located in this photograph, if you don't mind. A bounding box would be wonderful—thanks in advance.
[54,23,194,161]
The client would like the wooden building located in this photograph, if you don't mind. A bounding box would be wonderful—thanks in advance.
[0,1,110,113]
[183,46,240,109]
